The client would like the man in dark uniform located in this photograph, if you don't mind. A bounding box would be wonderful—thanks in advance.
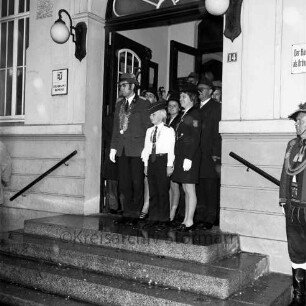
[195,77,222,229]
[110,73,151,224]
[280,102,306,305]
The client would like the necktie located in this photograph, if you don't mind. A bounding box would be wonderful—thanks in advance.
[124,98,129,112]
[151,126,158,163]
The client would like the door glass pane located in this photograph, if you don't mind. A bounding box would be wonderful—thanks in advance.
[177,51,195,78]
[26,0,30,12]
[177,51,196,88]
[25,17,29,64]
[19,0,25,13]
[126,52,132,73]
[119,51,125,73]
[7,21,13,67]
[1,0,8,17]
[0,22,7,68]
[16,67,23,115]
[17,19,24,66]
[8,0,14,16]
[6,68,12,116]
[134,57,140,69]
[0,70,5,115]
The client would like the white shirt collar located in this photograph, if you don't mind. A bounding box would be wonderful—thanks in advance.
[200,97,211,107]
[127,94,135,104]
[154,122,164,129]
[183,106,192,114]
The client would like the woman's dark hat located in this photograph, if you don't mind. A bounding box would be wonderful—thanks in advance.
[179,83,198,93]
[167,91,180,103]
[148,101,167,114]
[118,73,139,86]
[142,87,158,100]
[288,102,306,121]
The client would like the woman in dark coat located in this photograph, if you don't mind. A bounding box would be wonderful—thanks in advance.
[171,84,201,231]
[166,93,182,223]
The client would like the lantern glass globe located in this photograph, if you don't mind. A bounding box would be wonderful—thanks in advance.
[50,21,70,44]
[205,0,230,16]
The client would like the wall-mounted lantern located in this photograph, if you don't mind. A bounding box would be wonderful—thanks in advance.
[50,9,87,62]
[205,0,243,42]
[205,0,230,16]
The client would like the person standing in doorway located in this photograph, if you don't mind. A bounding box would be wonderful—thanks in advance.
[171,83,201,231]
[110,73,151,225]
[166,92,183,224]
[141,101,175,230]
[196,77,222,230]
[280,102,306,306]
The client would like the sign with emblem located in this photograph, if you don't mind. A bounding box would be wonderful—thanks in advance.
[292,44,306,74]
[51,69,68,95]
[111,0,200,17]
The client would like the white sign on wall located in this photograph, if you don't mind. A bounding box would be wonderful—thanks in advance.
[51,69,68,95]
[292,44,306,74]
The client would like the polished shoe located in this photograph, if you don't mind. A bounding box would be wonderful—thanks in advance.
[109,209,123,215]
[176,223,186,231]
[114,216,131,225]
[195,221,213,230]
[138,212,148,220]
[178,224,195,232]
[154,221,168,231]
[126,217,139,226]
[202,222,213,230]
[168,219,180,228]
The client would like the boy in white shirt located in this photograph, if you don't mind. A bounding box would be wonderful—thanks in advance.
[141,101,175,230]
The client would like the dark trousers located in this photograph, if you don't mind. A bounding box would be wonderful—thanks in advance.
[147,155,170,222]
[195,178,219,224]
[285,202,306,264]
[118,151,144,218]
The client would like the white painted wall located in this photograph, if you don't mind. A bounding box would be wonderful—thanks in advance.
[220,0,306,274]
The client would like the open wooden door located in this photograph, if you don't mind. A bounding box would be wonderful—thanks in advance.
[100,32,158,212]
[169,40,203,91]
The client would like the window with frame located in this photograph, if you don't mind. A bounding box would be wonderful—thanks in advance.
[0,0,29,120]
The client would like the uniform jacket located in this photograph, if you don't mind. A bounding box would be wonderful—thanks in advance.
[198,98,221,178]
[280,137,306,205]
[166,113,182,130]
[0,142,12,204]
[175,107,201,161]
[111,95,151,157]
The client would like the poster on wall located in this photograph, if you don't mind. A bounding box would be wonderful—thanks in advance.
[292,44,306,74]
[51,69,68,95]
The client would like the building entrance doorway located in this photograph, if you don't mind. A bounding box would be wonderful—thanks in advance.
[101,1,224,214]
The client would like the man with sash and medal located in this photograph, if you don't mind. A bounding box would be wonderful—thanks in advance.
[280,102,306,305]
[110,73,151,225]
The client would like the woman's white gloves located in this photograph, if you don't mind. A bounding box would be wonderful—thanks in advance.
[183,158,192,171]
[109,149,117,163]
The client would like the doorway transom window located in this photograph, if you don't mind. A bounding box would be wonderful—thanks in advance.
[117,48,141,97]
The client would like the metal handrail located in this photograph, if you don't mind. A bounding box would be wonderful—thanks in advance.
[229,151,280,186]
[10,150,78,201]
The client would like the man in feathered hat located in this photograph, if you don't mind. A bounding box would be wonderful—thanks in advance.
[280,102,306,305]
[110,73,151,225]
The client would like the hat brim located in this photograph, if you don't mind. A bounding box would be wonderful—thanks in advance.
[117,78,139,85]
[288,109,306,121]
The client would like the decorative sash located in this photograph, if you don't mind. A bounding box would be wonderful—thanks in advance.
[118,99,134,134]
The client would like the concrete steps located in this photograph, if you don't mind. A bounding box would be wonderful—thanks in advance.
[1,230,268,299]
[22,214,239,264]
[0,214,292,305]
[0,253,291,306]
[0,280,93,306]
